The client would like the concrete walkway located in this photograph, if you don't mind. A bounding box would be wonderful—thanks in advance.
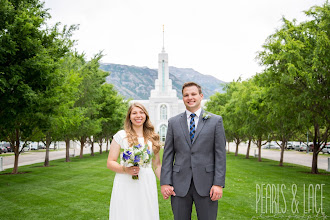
[228,142,330,172]
[1,142,329,172]
[0,145,107,171]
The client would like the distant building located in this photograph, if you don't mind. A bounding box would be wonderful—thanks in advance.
[131,29,206,142]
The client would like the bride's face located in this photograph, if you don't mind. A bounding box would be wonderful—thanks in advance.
[130,107,146,127]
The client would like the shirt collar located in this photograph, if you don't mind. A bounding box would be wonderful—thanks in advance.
[186,108,202,119]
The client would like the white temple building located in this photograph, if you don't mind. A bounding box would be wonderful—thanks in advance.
[131,28,206,142]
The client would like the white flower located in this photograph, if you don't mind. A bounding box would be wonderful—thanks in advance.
[202,112,211,121]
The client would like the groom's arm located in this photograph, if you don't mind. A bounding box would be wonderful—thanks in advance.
[160,119,176,199]
[213,116,226,187]
[160,119,175,186]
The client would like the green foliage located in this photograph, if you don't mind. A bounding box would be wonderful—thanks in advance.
[207,2,329,172]
[0,0,126,171]
[50,53,86,142]
[95,83,128,143]
[0,0,77,173]
[257,2,330,172]
[206,79,271,147]
[73,53,109,144]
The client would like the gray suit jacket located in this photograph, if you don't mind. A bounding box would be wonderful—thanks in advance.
[160,109,226,197]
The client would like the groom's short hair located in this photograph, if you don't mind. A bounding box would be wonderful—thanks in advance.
[182,82,202,95]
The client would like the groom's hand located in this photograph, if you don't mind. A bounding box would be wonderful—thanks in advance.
[161,185,176,199]
[210,185,223,201]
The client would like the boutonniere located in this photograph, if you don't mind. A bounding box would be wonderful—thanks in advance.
[202,112,211,121]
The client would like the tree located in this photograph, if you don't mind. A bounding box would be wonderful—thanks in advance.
[206,87,231,153]
[257,2,330,173]
[244,79,271,162]
[221,81,248,156]
[0,0,74,173]
[50,52,85,162]
[230,79,259,159]
[256,72,304,166]
[95,83,127,154]
[73,53,108,158]
[207,80,256,157]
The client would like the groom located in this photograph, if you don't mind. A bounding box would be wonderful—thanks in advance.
[160,82,226,220]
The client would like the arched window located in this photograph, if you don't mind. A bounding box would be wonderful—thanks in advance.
[160,104,167,120]
[160,124,168,143]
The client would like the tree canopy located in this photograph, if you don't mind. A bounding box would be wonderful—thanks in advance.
[206,2,329,173]
[0,0,127,173]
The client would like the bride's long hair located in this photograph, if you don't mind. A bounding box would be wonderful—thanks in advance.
[124,103,160,154]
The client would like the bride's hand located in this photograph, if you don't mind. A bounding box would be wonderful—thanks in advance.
[125,166,140,176]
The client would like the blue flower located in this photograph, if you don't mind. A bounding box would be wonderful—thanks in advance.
[147,149,151,155]
[134,144,142,148]
[134,155,141,163]
[122,151,132,160]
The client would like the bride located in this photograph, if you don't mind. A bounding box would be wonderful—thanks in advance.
[107,103,161,220]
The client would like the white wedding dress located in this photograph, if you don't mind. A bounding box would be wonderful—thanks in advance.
[109,130,159,220]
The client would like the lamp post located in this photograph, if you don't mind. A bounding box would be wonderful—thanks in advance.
[0,157,3,171]
[306,131,309,153]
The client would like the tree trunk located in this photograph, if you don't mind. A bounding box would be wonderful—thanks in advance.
[311,150,319,174]
[80,136,85,158]
[91,141,94,156]
[311,123,319,174]
[99,140,103,154]
[12,128,20,174]
[245,138,251,159]
[65,138,70,162]
[106,137,109,152]
[227,141,230,154]
[235,139,240,156]
[44,133,51,167]
[258,138,262,162]
[279,141,285,166]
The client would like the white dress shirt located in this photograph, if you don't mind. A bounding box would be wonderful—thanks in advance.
[186,108,202,131]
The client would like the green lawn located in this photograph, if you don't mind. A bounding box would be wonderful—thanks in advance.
[0,149,58,157]
[0,151,329,220]
[0,153,15,157]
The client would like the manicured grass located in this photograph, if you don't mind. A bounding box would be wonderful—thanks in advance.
[0,153,15,157]
[0,151,329,219]
[29,149,56,152]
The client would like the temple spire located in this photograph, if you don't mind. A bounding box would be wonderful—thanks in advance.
[162,25,165,52]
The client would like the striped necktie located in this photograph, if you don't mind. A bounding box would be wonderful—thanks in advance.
[190,113,196,143]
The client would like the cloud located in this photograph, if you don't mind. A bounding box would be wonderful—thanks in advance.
[44,0,326,82]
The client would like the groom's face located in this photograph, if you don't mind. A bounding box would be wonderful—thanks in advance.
[182,86,203,112]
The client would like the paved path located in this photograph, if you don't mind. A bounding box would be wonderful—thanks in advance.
[0,145,107,171]
[1,142,329,172]
[227,142,330,171]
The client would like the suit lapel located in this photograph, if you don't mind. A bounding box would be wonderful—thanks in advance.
[180,112,192,147]
[192,109,206,145]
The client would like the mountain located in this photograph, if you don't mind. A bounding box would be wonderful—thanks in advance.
[100,63,226,100]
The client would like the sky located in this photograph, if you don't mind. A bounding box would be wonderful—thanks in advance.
[44,0,326,82]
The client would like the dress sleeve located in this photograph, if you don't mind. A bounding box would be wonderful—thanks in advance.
[113,130,124,147]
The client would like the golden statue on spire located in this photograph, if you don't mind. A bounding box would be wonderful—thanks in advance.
[162,25,165,52]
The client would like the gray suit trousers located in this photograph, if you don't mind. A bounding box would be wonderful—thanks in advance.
[171,179,218,220]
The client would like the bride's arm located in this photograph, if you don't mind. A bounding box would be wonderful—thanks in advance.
[152,152,161,180]
[107,139,140,175]
[107,140,126,173]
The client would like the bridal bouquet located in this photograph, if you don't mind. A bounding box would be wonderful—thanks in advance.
[122,143,153,180]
